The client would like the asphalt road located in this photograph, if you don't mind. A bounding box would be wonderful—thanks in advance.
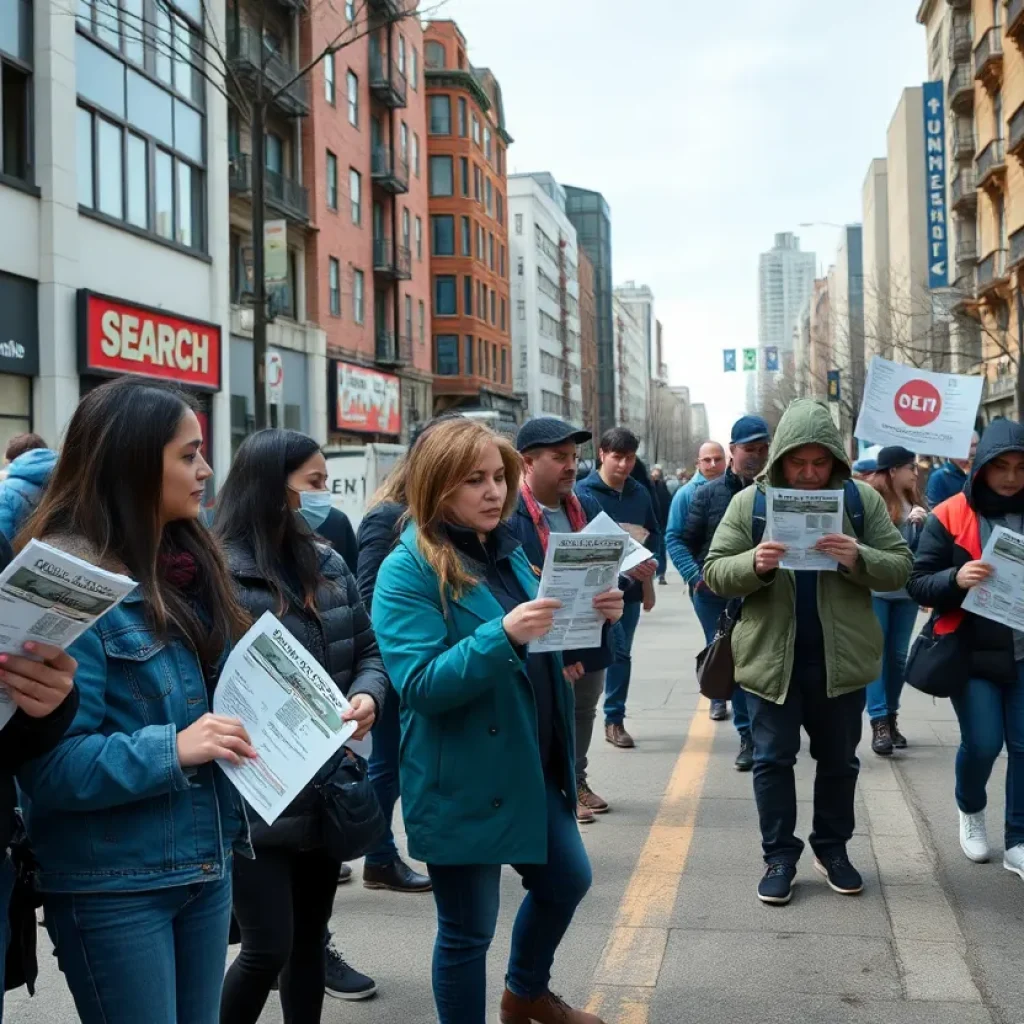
[9,572,1024,1023]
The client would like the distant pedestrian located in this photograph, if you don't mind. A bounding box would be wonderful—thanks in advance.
[649,465,673,584]
[677,415,771,766]
[704,400,911,906]
[926,431,979,507]
[371,417,621,1024]
[577,428,660,750]
[863,447,927,756]
[317,504,359,574]
[907,419,1024,881]
[0,434,55,542]
[666,468,685,497]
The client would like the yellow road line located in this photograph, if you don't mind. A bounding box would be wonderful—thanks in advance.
[586,696,715,1022]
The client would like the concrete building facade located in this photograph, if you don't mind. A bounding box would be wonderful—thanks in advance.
[612,292,648,445]
[829,225,866,452]
[578,246,599,436]
[507,172,582,423]
[862,158,891,363]
[615,280,658,383]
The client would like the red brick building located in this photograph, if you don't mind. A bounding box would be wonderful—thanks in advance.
[422,21,521,429]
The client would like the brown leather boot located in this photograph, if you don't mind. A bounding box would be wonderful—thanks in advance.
[604,723,635,749]
[499,988,607,1023]
[577,780,610,814]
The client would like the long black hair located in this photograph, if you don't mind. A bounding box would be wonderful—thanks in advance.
[214,428,327,613]
[21,377,249,667]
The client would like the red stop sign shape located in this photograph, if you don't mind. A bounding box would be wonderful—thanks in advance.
[894,379,942,427]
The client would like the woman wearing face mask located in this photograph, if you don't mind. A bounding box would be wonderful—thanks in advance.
[214,429,386,1024]
[371,418,623,1024]
[908,420,1024,881]
[15,378,253,1024]
[863,446,927,756]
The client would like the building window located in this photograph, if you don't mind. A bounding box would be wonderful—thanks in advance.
[492,343,497,380]
[435,334,459,375]
[464,335,474,375]
[488,233,494,270]
[484,127,492,161]
[473,164,481,200]
[500,298,506,331]
[490,289,496,324]
[413,132,420,176]
[350,168,362,224]
[419,300,425,345]
[326,151,338,209]
[460,156,469,196]
[501,347,506,384]
[425,41,446,70]
[411,46,418,90]
[458,97,467,136]
[402,207,411,249]
[404,294,413,340]
[428,94,450,134]
[477,224,484,259]
[497,192,504,226]
[1,58,32,184]
[347,70,359,126]
[398,35,406,75]
[500,245,506,276]
[415,216,423,260]
[478,281,485,318]
[329,257,341,316]
[400,121,409,164]
[461,215,471,256]
[479,338,487,376]
[497,145,503,175]
[471,113,480,145]
[429,154,453,196]
[353,269,365,323]
[515,213,523,235]
[435,275,457,315]
[345,0,355,19]
[485,178,493,215]
[432,214,455,255]
[325,53,335,105]
[517,256,524,275]
[463,274,473,315]
[517,299,526,320]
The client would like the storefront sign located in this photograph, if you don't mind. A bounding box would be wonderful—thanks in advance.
[923,81,948,290]
[78,290,222,391]
[330,361,401,435]
[0,272,39,376]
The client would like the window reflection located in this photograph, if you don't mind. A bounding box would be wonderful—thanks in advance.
[77,107,94,207]
[176,161,193,247]
[127,133,148,228]
[97,119,123,218]
[155,148,173,239]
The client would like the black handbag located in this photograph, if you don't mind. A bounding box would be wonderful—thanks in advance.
[905,613,970,699]
[311,747,387,863]
[5,811,42,996]
[695,599,740,701]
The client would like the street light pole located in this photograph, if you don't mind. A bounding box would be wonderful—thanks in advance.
[252,94,268,432]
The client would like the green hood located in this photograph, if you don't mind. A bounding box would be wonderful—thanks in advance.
[761,399,851,488]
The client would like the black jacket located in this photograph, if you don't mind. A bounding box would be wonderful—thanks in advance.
[355,501,405,611]
[225,540,388,850]
[651,477,672,529]
[908,419,1024,686]
[681,469,749,578]
[317,507,358,574]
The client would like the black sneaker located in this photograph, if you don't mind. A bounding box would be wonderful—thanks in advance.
[734,734,754,772]
[325,943,378,1001]
[889,713,907,750]
[757,862,796,905]
[709,699,729,721]
[337,862,353,884]
[870,717,893,757]
[814,852,864,895]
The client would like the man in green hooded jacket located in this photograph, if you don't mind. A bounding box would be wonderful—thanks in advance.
[704,400,911,905]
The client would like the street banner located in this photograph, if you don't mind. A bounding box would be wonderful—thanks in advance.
[854,356,983,459]
[923,81,949,290]
[264,220,288,285]
[827,369,841,403]
[743,348,757,371]
[723,349,736,372]
[765,347,780,372]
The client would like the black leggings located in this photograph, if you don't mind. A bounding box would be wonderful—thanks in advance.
[220,847,339,1024]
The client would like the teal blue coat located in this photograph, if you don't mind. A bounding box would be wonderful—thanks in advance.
[371,524,576,865]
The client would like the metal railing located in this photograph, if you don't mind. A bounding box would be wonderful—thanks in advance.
[370,145,409,191]
[948,19,972,60]
[976,139,1006,183]
[375,329,413,365]
[226,23,310,115]
[956,237,978,263]
[948,63,974,107]
[951,167,977,206]
[951,123,976,160]
[974,26,1003,75]
[226,153,309,221]
[372,237,412,278]
[1010,0,1024,37]
[1010,103,1024,155]
[977,248,1008,289]
[369,51,408,107]
[1010,226,1024,268]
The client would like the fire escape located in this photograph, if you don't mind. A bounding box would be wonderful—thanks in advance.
[559,236,571,418]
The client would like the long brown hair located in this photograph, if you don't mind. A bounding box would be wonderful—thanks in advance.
[405,419,521,606]
[866,467,925,525]
[20,377,249,668]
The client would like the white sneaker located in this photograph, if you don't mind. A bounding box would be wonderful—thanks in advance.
[959,809,990,863]
[1003,844,1024,880]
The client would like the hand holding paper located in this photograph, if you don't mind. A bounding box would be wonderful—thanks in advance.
[0,642,77,719]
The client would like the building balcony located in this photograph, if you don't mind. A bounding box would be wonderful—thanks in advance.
[375,328,413,368]
[976,248,1009,296]
[369,51,408,108]
[372,237,412,280]
[1010,103,1024,159]
[370,145,409,194]
[951,123,976,161]
[367,0,405,15]
[1010,0,1024,44]
[985,370,1017,401]
[956,237,978,265]
[946,0,970,7]
[953,267,977,308]
[228,153,310,223]
[948,62,975,112]
[226,23,310,117]
[1010,225,1024,269]
[974,27,1004,87]
[951,167,978,211]
[949,19,972,61]
[976,138,1007,189]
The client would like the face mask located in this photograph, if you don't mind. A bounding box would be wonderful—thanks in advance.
[293,489,333,532]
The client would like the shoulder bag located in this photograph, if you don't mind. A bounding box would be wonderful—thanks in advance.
[695,599,741,701]
[312,747,387,863]
[904,613,970,699]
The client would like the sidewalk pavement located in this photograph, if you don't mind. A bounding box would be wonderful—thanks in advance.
[8,571,1024,1023]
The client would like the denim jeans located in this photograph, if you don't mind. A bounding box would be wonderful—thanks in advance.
[952,663,1024,848]
[604,600,642,725]
[426,779,592,1024]
[746,663,865,864]
[44,873,233,1024]
[0,853,14,1020]
[865,597,918,722]
[366,682,401,866]
[691,586,750,737]
[574,669,606,785]
[655,535,667,578]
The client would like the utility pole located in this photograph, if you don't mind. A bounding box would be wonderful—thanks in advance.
[251,91,268,430]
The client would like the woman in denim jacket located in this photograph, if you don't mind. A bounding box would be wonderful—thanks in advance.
[16,378,254,1024]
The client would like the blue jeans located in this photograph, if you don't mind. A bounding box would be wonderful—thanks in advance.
[604,600,642,725]
[655,535,667,578]
[952,664,1024,848]
[691,586,750,737]
[865,597,918,721]
[366,683,401,866]
[44,873,233,1024]
[0,853,14,1019]
[427,779,592,1024]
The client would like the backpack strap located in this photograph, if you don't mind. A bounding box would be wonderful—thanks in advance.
[752,480,865,545]
[752,487,767,546]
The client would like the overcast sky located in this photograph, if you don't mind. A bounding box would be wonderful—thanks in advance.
[434,0,927,442]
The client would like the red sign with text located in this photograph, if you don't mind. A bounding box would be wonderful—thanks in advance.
[894,379,942,428]
[79,291,222,391]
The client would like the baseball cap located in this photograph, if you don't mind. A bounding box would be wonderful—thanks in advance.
[876,446,917,472]
[730,415,771,446]
[516,417,592,453]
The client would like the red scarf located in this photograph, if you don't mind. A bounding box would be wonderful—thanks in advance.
[158,551,199,589]
[520,480,588,555]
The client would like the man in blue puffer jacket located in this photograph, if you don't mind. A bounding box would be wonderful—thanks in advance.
[0,435,56,541]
